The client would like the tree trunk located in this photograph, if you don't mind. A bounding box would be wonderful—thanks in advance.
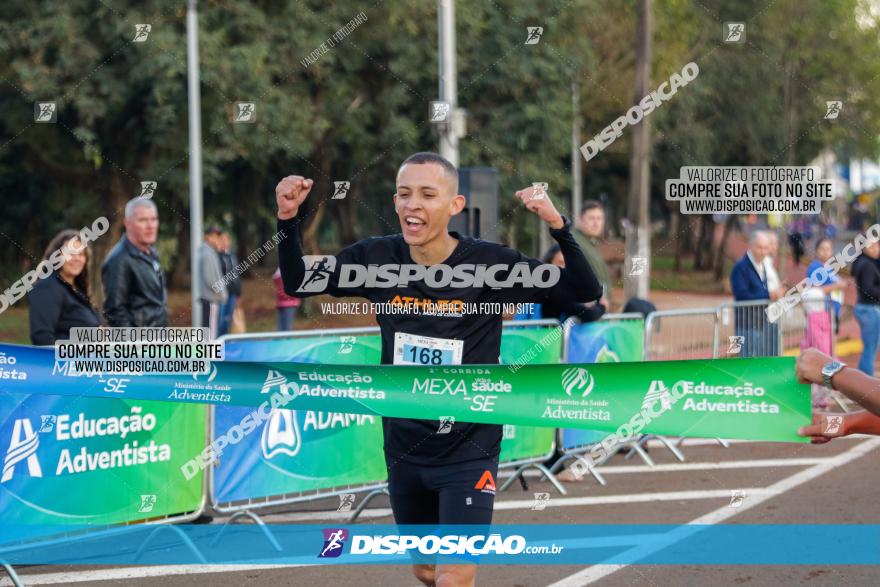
[169,216,191,290]
[300,144,331,255]
[333,182,359,245]
[92,171,135,308]
[624,0,652,301]
[671,209,683,271]
[693,216,707,270]
[713,215,737,281]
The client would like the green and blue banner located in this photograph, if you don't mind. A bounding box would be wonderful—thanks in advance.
[498,326,561,463]
[0,343,810,444]
[562,319,645,449]
[0,383,204,539]
[215,334,385,503]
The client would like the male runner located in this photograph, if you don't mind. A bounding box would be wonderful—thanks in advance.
[276,152,601,586]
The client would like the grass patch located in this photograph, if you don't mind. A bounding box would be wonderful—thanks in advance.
[649,252,731,294]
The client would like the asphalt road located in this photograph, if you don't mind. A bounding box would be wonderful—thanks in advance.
[5,435,879,587]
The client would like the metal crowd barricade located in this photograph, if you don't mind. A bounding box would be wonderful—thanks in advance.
[716,300,779,359]
[644,307,721,362]
[718,297,845,409]
[212,326,389,526]
[717,297,834,356]
[642,307,724,458]
[546,313,644,485]
[0,347,209,584]
[496,319,569,496]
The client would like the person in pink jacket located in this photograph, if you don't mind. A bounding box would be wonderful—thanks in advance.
[273,267,301,330]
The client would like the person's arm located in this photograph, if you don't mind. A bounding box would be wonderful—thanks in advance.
[798,410,880,443]
[102,257,135,327]
[275,175,371,299]
[854,262,880,303]
[796,348,880,416]
[29,280,63,345]
[550,219,604,303]
[730,264,751,300]
[202,248,228,303]
[488,185,602,305]
[543,299,606,322]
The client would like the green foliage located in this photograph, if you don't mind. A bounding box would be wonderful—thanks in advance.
[0,0,878,285]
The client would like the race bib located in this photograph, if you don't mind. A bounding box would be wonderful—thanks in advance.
[393,332,463,366]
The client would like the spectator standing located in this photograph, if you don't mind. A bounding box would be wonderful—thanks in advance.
[851,241,880,375]
[787,217,808,265]
[272,268,302,331]
[273,267,300,330]
[102,198,168,327]
[198,226,228,339]
[573,200,611,310]
[730,231,783,356]
[217,231,241,336]
[29,230,101,345]
[764,231,783,295]
[513,245,605,323]
[805,238,847,337]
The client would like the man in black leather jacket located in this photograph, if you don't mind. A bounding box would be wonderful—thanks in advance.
[101,198,168,326]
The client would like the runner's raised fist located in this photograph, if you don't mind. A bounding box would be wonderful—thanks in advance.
[515,184,565,229]
[275,175,314,220]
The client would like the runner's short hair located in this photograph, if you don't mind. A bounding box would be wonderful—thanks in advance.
[580,200,604,216]
[399,152,459,193]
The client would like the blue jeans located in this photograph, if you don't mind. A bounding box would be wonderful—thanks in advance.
[218,294,237,337]
[277,306,297,331]
[854,303,880,375]
[737,326,778,358]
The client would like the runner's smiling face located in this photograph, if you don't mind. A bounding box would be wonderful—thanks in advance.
[394,163,465,246]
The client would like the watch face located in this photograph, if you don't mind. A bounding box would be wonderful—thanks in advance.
[822,361,843,376]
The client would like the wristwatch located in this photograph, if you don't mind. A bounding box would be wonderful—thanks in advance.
[821,361,846,389]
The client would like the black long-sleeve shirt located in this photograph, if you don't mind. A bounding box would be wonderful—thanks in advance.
[853,254,880,305]
[277,215,602,465]
[29,273,100,345]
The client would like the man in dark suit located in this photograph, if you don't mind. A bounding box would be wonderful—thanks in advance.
[730,230,783,357]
